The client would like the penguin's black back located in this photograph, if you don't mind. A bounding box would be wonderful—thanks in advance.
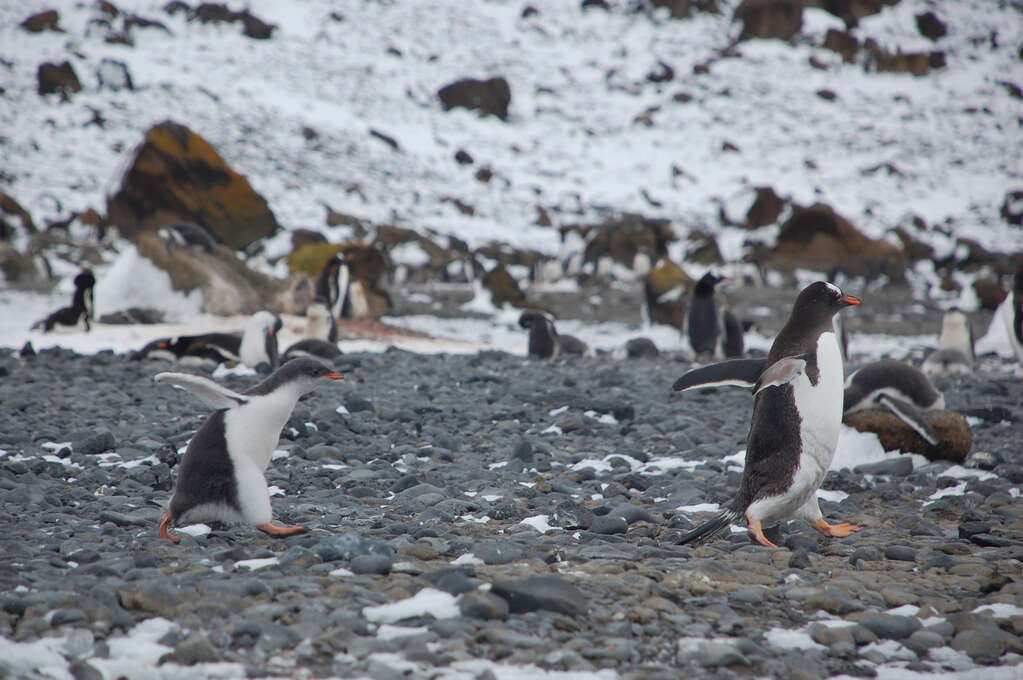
[170,409,239,519]
[734,384,802,511]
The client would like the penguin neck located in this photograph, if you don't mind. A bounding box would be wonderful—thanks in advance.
[232,385,304,469]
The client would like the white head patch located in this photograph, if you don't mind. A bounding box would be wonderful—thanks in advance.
[823,282,841,297]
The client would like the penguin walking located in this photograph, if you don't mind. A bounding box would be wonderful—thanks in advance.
[1001,271,1023,363]
[518,310,590,358]
[672,282,860,547]
[685,272,744,359]
[156,358,343,543]
[32,269,95,332]
[844,359,944,446]
[922,308,974,376]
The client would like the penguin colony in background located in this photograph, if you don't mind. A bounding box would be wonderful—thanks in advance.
[32,269,95,332]
[157,358,344,543]
[673,282,861,547]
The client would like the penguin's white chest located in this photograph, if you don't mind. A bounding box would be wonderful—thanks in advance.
[789,331,844,491]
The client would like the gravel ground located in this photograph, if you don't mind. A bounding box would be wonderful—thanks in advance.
[1,335,1022,679]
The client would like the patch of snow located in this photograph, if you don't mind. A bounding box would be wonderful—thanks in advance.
[363,588,460,624]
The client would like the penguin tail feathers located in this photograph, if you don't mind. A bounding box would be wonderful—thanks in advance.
[677,509,740,546]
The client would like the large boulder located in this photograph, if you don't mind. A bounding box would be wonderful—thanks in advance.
[37,61,82,98]
[20,10,61,32]
[107,121,280,250]
[286,241,391,318]
[438,77,512,121]
[644,258,693,328]
[843,409,972,462]
[734,0,803,42]
[135,232,299,315]
[562,215,674,272]
[759,203,906,280]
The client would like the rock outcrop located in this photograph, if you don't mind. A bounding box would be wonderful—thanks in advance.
[438,77,512,121]
[107,121,279,250]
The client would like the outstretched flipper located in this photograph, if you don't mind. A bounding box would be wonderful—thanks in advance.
[753,356,808,396]
[154,372,249,410]
[673,358,766,392]
[677,509,740,545]
[877,393,941,446]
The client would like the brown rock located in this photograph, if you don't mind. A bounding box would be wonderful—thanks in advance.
[811,0,897,28]
[291,229,327,252]
[892,223,934,262]
[823,28,859,62]
[686,231,723,265]
[438,77,512,121]
[842,409,972,462]
[136,231,295,315]
[648,0,720,18]
[37,61,82,98]
[568,214,674,270]
[285,241,390,317]
[286,242,345,280]
[915,11,946,41]
[765,203,906,279]
[972,278,1007,311]
[864,39,945,76]
[107,121,279,250]
[734,0,803,42]
[745,186,787,229]
[482,265,527,308]
[0,191,37,233]
[20,10,61,32]
[644,258,693,328]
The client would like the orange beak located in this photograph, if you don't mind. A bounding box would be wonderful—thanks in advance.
[325,372,344,381]
[842,296,860,306]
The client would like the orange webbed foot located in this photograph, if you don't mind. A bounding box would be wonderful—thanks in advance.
[159,511,180,544]
[257,522,307,538]
[747,518,778,548]
[812,519,861,538]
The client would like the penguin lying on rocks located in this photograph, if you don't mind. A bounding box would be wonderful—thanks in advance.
[518,310,590,358]
[156,357,343,543]
[922,308,974,376]
[32,269,95,332]
[844,359,944,446]
[133,311,281,373]
[672,282,861,547]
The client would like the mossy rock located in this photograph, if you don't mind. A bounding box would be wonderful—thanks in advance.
[644,258,693,328]
[287,242,347,279]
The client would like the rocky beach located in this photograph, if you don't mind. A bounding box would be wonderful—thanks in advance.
[1,324,1022,679]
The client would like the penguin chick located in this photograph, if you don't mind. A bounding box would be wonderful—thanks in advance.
[922,308,974,376]
[674,282,860,548]
[156,358,343,543]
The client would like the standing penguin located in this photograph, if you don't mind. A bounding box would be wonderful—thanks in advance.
[922,308,974,376]
[672,282,860,547]
[32,269,95,332]
[1001,271,1023,363]
[685,272,744,358]
[518,310,589,358]
[156,358,343,543]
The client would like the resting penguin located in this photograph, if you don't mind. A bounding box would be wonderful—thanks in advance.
[132,311,281,372]
[1000,270,1023,363]
[518,310,589,358]
[844,359,944,446]
[922,308,974,376]
[672,281,861,547]
[156,358,343,543]
[32,269,95,332]
[156,221,216,254]
[685,272,744,358]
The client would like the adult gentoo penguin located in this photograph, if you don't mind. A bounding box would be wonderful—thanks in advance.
[1001,270,1023,363]
[132,310,280,372]
[673,281,860,547]
[518,310,590,358]
[156,358,343,543]
[921,308,974,376]
[844,359,944,446]
[32,269,95,332]
[685,272,744,358]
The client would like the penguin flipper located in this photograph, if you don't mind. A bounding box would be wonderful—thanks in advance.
[672,359,766,392]
[877,393,941,446]
[752,356,807,396]
[154,372,249,410]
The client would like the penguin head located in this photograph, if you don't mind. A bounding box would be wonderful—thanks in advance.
[269,357,344,393]
[694,272,726,296]
[796,282,860,321]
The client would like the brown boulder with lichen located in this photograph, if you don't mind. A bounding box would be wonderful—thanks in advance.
[644,258,693,328]
[135,231,299,315]
[482,265,528,308]
[564,214,674,270]
[762,203,906,280]
[1,191,37,233]
[285,241,390,318]
[843,409,972,462]
[107,121,279,250]
[745,186,788,229]
[734,0,803,42]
